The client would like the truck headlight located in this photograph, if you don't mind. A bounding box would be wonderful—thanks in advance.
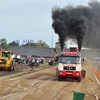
[60,72,63,74]
[76,73,79,75]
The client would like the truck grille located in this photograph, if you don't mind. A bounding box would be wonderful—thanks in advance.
[63,66,76,71]
[0,59,6,64]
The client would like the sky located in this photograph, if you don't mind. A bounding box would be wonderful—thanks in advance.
[0,0,90,47]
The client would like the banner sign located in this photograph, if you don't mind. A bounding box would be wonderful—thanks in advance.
[15,39,43,43]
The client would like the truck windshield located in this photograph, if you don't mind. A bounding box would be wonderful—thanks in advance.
[2,52,10,58]
[59,56,81,64]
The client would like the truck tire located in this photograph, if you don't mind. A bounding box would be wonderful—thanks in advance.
[0,68,3,71]
[58,76,62,81]
[13,60,15,71]
[83,70,86,78]
[8,62,13,71]
[77,77,81,82]
[56,68,58,76]
[82,70,86,78]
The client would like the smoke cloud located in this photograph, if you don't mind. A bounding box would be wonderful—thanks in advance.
[52,0,100,52]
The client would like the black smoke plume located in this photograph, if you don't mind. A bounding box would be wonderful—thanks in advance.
[52,0,100,52]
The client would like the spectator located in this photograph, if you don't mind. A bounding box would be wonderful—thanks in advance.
[82,58,85,65]
[83,58,84,62]
[29,56,32,62]
[30,57,35,70]
[51,59,54,66]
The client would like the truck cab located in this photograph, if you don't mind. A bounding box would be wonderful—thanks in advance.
[57,47,86,82]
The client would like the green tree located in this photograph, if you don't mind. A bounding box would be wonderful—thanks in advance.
[9,41,19,46]
[0,38,8,48]
[40,42,49,48]
[22,42,50,48]
[57,42,61,48]
[22,43,40,47]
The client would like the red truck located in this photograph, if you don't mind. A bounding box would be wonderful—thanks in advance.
[56,47,86,82]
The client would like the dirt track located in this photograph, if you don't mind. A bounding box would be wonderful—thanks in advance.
[0,64,47,77]
[0,60,100,100]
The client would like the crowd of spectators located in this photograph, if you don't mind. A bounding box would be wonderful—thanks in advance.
[14,55,46,66]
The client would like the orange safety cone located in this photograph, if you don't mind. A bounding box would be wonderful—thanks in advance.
[96,70,97,75]
[98,73,100,77]
[94,69,96,73]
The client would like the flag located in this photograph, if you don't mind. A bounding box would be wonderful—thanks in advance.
[73,91,85,100]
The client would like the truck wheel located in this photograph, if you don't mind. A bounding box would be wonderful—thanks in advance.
[8,64,13,71]
[0,68,3,71]
[82,70,86,78]
[58,76,62,81]
[77,77,81,82]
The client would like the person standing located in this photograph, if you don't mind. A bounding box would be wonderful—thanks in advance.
[30,57,35,70]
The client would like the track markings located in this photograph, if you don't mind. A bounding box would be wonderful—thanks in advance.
[9,66,56,81]
[94,73,100,84]
[92,67,100,84]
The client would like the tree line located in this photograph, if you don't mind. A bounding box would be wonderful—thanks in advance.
[0,38,67,49]
[0,38,50,48]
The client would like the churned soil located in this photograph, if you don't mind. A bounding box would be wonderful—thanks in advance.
[0,63,48,77]
[0,60,100,100]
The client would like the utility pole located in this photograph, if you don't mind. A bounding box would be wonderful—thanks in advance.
[0,41,2,55]
[51,32,53,58]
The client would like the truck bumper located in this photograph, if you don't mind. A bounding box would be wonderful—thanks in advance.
[58,71,81,77]
[0,64,10,68]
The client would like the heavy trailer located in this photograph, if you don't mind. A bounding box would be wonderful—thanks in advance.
[0,50,15,71]
[56,47,86,82]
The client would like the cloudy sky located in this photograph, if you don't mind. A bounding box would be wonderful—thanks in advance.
[0,0,89,47]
